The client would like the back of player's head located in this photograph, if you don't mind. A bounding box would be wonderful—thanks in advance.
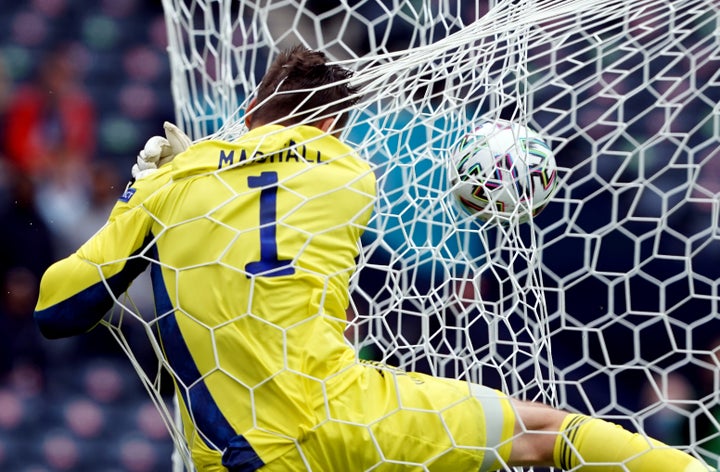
[248,45,361,131]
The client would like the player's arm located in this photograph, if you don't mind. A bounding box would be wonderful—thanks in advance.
[34,185,158,339]
[34,122,191,339]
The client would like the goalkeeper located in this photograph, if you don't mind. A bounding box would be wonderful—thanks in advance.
[34,45,711,472]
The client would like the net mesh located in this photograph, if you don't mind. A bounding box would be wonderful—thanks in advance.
[99,0,720,469]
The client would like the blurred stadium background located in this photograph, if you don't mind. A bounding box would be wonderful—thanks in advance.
[0,1,176,470]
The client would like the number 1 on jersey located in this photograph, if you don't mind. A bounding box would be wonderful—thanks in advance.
[245,171,295,277]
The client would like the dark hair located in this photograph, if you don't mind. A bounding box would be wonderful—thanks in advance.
[249,45,361,130]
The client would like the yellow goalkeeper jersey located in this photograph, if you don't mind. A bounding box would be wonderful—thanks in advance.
[35,124,377,470]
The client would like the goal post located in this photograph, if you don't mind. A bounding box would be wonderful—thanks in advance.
[103,0,720,469]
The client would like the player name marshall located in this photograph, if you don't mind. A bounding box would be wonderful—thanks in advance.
[218,140,325,168]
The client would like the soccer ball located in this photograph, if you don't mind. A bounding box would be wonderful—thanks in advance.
[450,119,558,224]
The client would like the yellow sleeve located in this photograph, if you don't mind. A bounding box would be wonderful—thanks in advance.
[555,414,713,471]
[34,171,169,339]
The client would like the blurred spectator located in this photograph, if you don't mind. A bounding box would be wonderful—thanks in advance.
[2,42,96,255]
[0,166,55,390]
[62,397,106,439]
[55,159,123,256]
[696,337,720,468]
[639,373,694,446]
[0,166,55,281]
[118,433,161,472]
[0,54,10,126]
[2,42,95,179]
[40,430,81,471]
[0,267,48,394]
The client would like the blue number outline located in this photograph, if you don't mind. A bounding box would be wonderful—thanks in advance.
[245,171,295,277]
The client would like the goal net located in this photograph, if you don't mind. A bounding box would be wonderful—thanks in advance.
[102,0,720,469]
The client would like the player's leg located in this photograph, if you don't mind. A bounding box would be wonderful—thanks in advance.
[502,399,564,467]
[505,399,713,471]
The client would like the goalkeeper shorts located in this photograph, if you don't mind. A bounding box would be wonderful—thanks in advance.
[259,364,515,471]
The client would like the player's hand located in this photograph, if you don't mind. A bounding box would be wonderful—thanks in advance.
[131,122,192,180]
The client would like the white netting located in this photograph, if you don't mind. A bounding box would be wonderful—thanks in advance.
[101,0,720,469]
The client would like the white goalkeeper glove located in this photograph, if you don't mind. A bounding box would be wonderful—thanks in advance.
[131,121,192,180]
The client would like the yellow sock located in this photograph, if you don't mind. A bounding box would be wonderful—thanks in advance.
[553,414,712,471]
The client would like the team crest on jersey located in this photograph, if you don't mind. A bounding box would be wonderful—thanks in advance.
[119,186,136,203]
